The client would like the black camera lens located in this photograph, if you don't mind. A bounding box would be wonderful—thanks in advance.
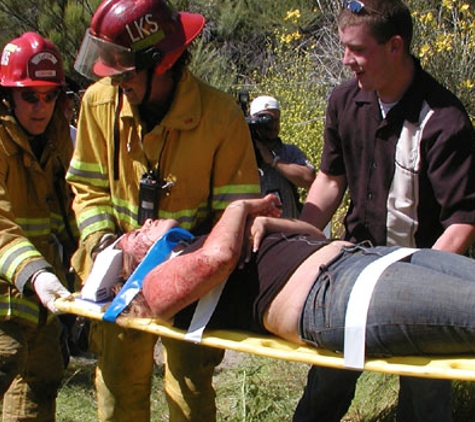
[245,114,274,128]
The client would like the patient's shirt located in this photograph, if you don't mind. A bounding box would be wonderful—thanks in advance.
[173,233,329,334]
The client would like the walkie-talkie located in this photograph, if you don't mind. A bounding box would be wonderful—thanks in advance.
[138,170,160,225]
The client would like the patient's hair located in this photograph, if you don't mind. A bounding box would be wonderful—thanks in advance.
[110,280,154,318]
[121,248,140,280]
[125,291,153,317]
[108,249,155,318]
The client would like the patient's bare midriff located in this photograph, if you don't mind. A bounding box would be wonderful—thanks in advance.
[263,240,352,344]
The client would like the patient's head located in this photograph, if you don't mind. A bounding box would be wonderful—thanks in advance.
[114,218,179,318]
[119,218,180,272]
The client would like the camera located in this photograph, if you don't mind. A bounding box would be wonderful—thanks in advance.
[245,113,274,130]
[237,90,274,131]
[138,171,161,225]
[245,113,275,166]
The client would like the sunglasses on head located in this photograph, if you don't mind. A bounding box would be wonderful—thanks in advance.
[342,0,380,15]
[20,89,61,104]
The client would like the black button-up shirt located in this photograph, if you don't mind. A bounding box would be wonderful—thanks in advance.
[320,59,475,247]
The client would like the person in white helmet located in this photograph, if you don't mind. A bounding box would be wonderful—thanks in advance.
[249,95,315,218]
[67,0,260,421]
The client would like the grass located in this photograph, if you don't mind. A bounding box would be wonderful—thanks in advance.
[53,350,475,422]
[56,352,310,422]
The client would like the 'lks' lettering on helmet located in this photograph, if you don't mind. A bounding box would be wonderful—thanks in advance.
[125,14,159,43]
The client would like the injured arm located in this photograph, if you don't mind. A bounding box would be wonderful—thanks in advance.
[141,194,282,320]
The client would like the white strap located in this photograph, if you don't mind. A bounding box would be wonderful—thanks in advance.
[184,279,228,342]
[344,248,417,369]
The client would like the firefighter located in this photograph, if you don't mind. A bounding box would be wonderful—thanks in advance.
[67,0,260,421]
[0,32,76,421]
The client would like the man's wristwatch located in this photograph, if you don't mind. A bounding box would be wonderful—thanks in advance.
[271,154,280,168]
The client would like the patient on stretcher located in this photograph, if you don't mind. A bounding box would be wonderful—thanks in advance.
[113,194,475,360]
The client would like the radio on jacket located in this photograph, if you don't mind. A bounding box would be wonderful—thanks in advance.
[138,171,160,225]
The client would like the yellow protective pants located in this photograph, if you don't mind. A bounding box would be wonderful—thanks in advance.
[0,318,64,422]
[91,321,224,422]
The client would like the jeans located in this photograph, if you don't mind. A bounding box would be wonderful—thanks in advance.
[300,245,475,355]
[294,245,475,421]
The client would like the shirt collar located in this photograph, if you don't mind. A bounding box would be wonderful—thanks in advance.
[353,57,427,125]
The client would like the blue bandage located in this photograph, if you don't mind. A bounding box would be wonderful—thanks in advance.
[102,227,194,322]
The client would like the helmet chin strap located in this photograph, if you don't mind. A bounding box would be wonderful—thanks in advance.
[141,66,155,105]
[138,66,171,133]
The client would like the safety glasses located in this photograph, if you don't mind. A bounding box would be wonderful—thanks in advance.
[342,0,380,15]
[110,70,137,86]
[20,89,61,104]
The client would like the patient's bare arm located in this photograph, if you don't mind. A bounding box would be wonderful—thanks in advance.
[250,216,326,252]
[141,195,281,320]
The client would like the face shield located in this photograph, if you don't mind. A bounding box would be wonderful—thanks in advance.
[74,29,137,82]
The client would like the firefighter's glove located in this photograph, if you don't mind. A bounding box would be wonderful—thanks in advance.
[32,270,73,314]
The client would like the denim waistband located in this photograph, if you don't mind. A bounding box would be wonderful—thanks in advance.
[298,242,399,347]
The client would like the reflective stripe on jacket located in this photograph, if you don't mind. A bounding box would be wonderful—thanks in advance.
[0,104,76,325]
[67,69,260,251]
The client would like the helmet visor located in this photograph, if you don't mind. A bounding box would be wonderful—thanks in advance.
[74,29,136,81]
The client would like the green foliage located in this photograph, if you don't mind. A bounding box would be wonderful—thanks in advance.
[44,1,101,78]
[347,373,398,421]
[409,0,475,118]
[215,357,307,421]
[452,380,475,420]
[0,0,40,47]
[188,39,237,89]
[56,359,98,421]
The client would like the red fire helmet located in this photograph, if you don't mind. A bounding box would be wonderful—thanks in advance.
[74,0,205,81]
[0,32,65,87]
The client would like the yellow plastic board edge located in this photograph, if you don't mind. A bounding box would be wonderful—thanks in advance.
[55,297,475,381]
